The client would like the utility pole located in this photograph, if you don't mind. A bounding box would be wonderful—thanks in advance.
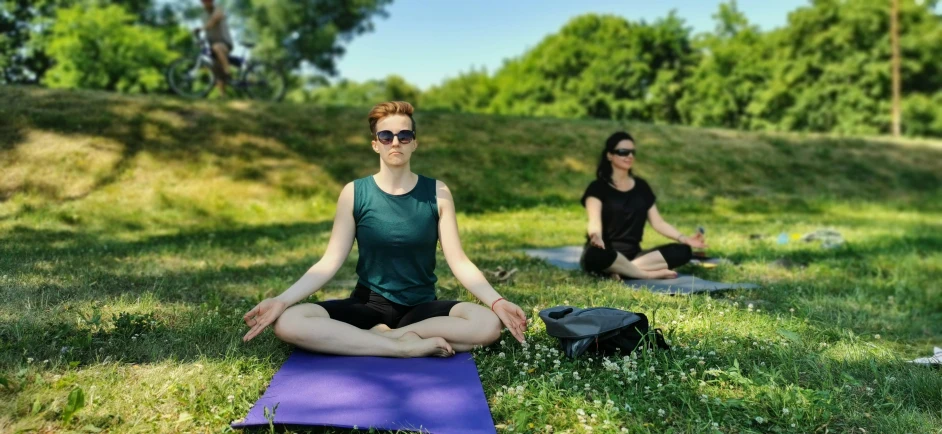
[891,0,902,137]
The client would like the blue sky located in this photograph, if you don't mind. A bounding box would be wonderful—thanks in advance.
[332,0,809,89]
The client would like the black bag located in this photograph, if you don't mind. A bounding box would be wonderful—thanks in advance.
[539,306,670,358]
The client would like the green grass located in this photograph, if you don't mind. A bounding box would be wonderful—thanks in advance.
[1,86,941,433]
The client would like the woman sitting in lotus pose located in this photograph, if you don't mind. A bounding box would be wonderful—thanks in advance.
[242,101,528,357]
[580,132,707,280]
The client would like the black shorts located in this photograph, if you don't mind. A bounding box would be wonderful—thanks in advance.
[316,284,460,330]
[580,242,692,274]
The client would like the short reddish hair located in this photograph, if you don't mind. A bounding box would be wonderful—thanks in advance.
[368,101,416,134]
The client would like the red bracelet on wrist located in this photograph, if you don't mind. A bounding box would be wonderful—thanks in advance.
[490,297,506,311]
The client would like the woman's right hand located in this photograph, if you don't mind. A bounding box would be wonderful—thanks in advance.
[242,298,288,342]
[588,232,605,249]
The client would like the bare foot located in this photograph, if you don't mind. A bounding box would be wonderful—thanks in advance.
[370,323,407,339]
[396,332,454,358]
[645,269,678,280]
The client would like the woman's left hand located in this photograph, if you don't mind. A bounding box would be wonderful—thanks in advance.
[493,300,528,344]
[683,232,708,249]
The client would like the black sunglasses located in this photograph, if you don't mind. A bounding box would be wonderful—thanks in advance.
[610,148,636,157]
[375,130,415,145]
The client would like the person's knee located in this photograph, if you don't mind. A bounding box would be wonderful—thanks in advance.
[273,304,326,343]
[675,243,693,262]
[582,245,616,273]
[454,303,502,346]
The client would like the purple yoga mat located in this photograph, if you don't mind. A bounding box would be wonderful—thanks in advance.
[232,351,496,433]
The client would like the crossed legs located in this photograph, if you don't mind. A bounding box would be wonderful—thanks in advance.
[272,302,501,357]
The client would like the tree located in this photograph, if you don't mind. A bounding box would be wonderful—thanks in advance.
[1,0,183,85]
[430,14,697,123]
[677,1,770,129]
[423,68,496,113]
[296,75,421,106]
[43,2,180,93]
[749,0,942,135]
[229,0,393,73]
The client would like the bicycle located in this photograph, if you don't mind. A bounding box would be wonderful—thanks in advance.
[166,31,287,101]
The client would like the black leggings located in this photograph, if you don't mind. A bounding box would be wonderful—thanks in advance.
[317,284,460,330]
[580,243,692,274]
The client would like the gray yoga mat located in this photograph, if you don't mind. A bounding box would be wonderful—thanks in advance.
[524,246,758,294]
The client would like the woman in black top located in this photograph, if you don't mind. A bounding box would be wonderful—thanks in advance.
[580,132,706,279]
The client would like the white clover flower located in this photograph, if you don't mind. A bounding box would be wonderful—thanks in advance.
[657,409,666,417]
[227,395,235,402]
[27,358,34,364]
[783,408,790,415]
[498,352,505,358]
[755,416,765,424]
[874,334,881,339]
[576,409,585,416]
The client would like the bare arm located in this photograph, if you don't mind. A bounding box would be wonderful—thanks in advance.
[203,8,224,30]
[585,196,605,248]
[648,204,706,248]
[242,183,356,341]
[437,181,527,343]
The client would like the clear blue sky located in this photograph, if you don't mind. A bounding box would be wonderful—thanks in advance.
[333,0,809,89]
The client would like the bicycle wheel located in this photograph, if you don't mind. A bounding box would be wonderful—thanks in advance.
[167,56,216,99]
[243,62,287,102]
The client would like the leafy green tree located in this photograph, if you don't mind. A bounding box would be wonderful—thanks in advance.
[42,2,180,93]
[677,1,770,129]
[429,14,697,123]
[1,0,183,85]
[229,0,393,72]
[295,75,421,106]
[749,0,942,135]
[423,68,496,113]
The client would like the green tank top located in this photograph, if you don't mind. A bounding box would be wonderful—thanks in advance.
[353,174,439,306]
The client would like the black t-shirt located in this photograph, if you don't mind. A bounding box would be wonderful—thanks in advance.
[581,177,657,257]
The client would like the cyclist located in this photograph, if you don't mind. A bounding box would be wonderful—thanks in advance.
[197,0,234,96]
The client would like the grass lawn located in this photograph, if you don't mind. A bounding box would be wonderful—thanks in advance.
[1,87,941,433]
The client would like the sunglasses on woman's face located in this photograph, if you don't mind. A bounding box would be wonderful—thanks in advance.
[611,148,636,157]
[375,130,415,145]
